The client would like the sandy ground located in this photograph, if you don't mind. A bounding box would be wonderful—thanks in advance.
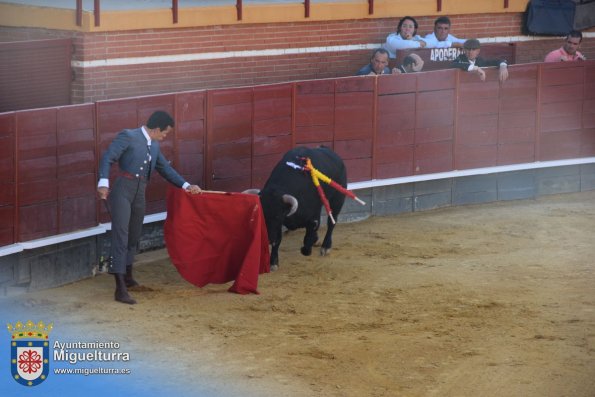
[6,191,595,397]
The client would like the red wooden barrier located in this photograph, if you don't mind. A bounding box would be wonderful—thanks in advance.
[0,61,594,245]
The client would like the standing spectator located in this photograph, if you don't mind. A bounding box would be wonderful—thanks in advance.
[451,39,509,82]
[393,53,425,74]
[383,16,427,59]
[424,16,466,49]
[97,110,202,304]
[544,30,586,62]
[356,48,392,75]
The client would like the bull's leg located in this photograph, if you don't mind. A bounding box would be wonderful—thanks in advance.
[270,240,281,271]
[320,195,346,256]
[300,219,319,256]
[320,217,336,256]
[269,226,283,271]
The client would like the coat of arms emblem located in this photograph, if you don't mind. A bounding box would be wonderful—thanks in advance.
[7,320,53,387]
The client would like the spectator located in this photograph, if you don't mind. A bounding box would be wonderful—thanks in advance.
[424,16,466,49]
[356,48,392,75]
[393,53,425,74]
[383,16,427,59]
[544,30,586,62]
[451,39,509,82]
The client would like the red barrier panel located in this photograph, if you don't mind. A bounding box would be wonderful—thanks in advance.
[456,70,501,170]
[376,74,416,178]
[497,64,538,165]
[539,63,585,161]
[0,112,16,246]
[295,79,335,145]
[252,84,293,188]
[207,87,253,192]
[17,108,58,241]
[334,77,375,182]
[415,88,455,174]
[175,91,206,190]
[583,64,595,157]
[57,104,97,234]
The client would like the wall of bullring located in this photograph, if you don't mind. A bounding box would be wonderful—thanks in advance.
[1,2,593,104]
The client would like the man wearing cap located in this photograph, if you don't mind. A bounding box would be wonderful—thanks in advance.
[451,39,509,82]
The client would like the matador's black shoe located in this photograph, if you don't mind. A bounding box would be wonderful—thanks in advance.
[124,265,140,288]
[114,273,137,304]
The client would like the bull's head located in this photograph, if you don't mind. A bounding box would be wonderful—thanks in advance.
[243,189,297,269]
[243,189,297,244]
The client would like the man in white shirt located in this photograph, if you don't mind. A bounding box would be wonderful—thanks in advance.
[383,16,427,58]
[424,16,466,49]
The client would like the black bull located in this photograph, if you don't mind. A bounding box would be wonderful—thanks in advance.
[245,146,347,271]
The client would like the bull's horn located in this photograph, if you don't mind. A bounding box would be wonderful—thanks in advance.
[242,189,261,195]
[282,194,298,217]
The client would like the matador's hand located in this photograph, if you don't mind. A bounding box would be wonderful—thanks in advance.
[186,185,202,194]
[97,187,109,200]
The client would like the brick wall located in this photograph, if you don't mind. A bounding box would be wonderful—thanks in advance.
[1,13,594,105]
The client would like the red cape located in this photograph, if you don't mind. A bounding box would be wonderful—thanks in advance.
[164,188,270,294]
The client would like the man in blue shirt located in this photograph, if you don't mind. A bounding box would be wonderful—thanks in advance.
[356,48,392,76]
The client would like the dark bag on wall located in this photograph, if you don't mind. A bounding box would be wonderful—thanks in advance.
[526,0,576,35]
[574,0,595,30]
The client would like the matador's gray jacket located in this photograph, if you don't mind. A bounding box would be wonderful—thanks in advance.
[98,128,186,187]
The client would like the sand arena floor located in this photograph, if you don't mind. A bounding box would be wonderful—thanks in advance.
[8,191,595,397]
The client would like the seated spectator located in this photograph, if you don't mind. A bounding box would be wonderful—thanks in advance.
[451,39,509,82]
[356,48,391,75]
[424,16,466,49]
[544,30,586,62]
[393,53,425,74]
[383,16,427,59]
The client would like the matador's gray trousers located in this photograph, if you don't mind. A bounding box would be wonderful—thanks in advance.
[108,176,147,274]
